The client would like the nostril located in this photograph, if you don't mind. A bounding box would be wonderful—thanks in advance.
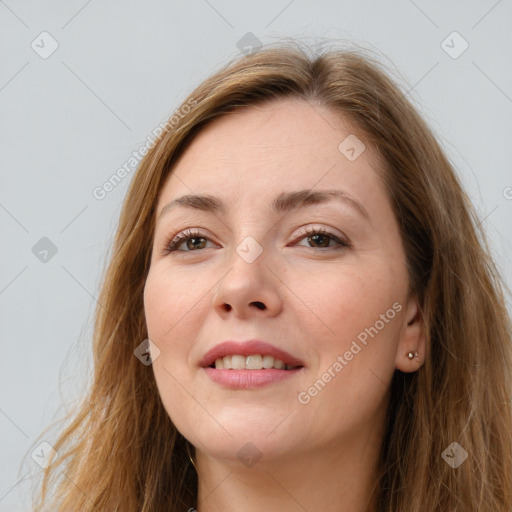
[251,301,265,310]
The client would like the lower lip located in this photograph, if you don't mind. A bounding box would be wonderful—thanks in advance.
[203,367,303,389]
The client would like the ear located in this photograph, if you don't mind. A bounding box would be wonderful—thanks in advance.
[395,293,426,372]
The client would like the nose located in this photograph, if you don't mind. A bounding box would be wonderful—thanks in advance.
[211,241,283,319]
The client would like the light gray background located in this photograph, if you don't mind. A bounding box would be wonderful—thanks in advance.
[1,1,511,510]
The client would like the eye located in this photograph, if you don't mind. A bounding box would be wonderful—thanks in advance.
[293,226,350,250]
[162,229,215,254]
[161,226,350,256]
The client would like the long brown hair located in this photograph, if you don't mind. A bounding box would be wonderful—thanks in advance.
[32,41,512,511]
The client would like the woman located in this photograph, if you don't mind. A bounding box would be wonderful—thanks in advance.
[33,41,512,511]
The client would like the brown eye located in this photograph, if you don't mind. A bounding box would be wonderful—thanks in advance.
[164,230,213,254]
[295,227,349,250]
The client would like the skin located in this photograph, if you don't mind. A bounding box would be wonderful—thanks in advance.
[143,97,425,512]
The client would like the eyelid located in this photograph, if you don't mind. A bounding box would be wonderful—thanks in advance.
[161,224,351,255]
[161,228,213,254]
[291,225,350,249]
[293,224,348,242]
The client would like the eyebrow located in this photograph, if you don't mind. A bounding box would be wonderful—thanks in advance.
[158,189,369,221]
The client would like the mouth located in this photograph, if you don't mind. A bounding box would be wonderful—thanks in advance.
[200,340,305,371]
[208,354,302,371]
[200,340,304,389]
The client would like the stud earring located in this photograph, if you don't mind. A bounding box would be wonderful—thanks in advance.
[407,351,419,360]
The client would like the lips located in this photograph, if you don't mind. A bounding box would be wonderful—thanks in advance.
[199,340,305,369]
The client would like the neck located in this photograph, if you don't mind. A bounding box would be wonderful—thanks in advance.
[193,416,385,512]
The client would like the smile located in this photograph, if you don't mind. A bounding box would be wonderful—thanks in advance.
[200,339,305,388]
[211,354,301,371]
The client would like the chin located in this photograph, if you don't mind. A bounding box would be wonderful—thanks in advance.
[179,416,301,464]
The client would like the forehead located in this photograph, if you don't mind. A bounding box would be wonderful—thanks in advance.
[158,98,383,207]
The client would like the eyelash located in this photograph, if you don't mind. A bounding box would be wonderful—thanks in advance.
[161,227,350,255]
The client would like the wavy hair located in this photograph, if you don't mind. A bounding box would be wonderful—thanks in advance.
[32,41,512,511]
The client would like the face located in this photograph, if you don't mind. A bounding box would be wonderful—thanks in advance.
[143,98,419,464]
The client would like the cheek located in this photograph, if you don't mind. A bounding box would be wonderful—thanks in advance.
[144,269,199,433]
[144,268,170,335]
[143,268,196,391]
[298,259,404,399]
[294,270,401,436]
[301,262,401,343]
[143,266,201,340]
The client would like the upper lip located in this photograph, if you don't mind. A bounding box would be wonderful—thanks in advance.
[199,340,305,368]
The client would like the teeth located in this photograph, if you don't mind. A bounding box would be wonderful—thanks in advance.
[231,355,245,370]
[273,359,285,370]
[262,355,274,369]
[213,354,296,370]
[246,354,262,369]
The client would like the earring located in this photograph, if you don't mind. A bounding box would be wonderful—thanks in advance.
[407,351,419,360]
[186,442,197,472]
